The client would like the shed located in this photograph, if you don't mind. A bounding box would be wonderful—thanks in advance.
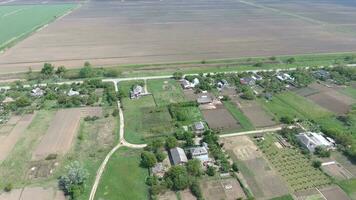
[170,147,188,165]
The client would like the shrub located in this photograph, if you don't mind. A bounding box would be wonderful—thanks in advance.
[4,183,12,192]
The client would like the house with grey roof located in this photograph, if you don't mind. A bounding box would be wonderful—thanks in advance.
[169,147,188,165]
[189,146,209,162]
[193,121,205,135]
[296,132,334,152]
[31,87,44,97]
[240,77,255,86]
[130,85,143,99]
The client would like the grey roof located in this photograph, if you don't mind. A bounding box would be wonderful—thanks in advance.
[132,85,143,94]
[170,147,188,165]
[190,146,208,156]
[197,96,212,104]
[194,121,205,130]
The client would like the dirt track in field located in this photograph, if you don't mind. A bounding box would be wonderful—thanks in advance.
[31,107,102,161]
[1,0,356,72]
[0,113,35,163]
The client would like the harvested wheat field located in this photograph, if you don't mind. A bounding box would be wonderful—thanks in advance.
[2,0,356,72]
[0,114,35,163]
[32,107,102,160]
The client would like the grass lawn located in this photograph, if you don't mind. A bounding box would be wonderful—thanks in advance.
[95,147,149,200]
[223,101,254,131]
[340,86,356,100]
[338,179,356,200]
[0,4,76,50]
[256,134,331,191]
[122,95,174,143]
[169,104,203,126]
[147,79,187,106]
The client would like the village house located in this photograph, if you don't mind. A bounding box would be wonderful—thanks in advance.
[313,69,330,80]
[296,132,335,152]
[169,147,188,165]
[189,146,209,162]
[251,73,263,81]
[197,95,212,104]
[67,88,80,96]
[193,121,205,135]
[217,79,229,89]
[180,78,200,89]
[240,77,255,86]
[31,87,44,97]
[130,85,143,99]
[276,72,294,82]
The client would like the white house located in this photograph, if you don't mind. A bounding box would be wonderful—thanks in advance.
[130,85,143,99]
[189,146,209,162]
[67,88,80,96]
[31,87,44,97]
[296,132,334,152]
[276,72,294,81]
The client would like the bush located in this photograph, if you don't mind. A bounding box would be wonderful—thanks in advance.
[190,180,203,200]
[206,166,215,176]
[45,154,58,160]
[314,146,330,158]
[312,160,322,168]
[112,109,119,117]
[280,116,294,124]
[232,162,239,172]
[84,116,99,121]
[4,183,12,192]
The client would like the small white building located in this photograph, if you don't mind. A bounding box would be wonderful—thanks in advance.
[276,72,294,81]
[31,87,45,97]
[193,121,205,135]
[130,85,143,99]
[67,88,80,96]
[296,132,334,152]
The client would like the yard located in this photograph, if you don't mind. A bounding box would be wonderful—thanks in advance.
[95,147,149,200]
[0,4,76,50]
[169,103,203,126]
[122,95,174,144]
[223,101,254,131]
[147,79,187,106]
[256,134,332,191]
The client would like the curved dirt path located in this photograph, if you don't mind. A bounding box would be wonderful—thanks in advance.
[89,82,146,200]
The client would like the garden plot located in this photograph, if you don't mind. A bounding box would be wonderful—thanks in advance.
[319,186,351,200]
[331,152,356,177]
[0,113,35,162]
[300,83,354,115]
[221,135,289,199]
[0,187,65,200]
[257,134,332,192]
[201,178,245,200]
[322,162,354,180]
[180,190,196,200]
[202,108,241,133]
[238,99,277,128]
[32,107,102,160]
[294,188,324,200]
[158,191,177,200]
[148,79,186,106]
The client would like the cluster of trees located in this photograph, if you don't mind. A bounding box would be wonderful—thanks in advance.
[58,161,88,200]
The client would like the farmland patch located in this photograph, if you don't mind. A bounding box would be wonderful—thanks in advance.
[202,108,241,133]
[200,178,246,200]
[238,99,277,128]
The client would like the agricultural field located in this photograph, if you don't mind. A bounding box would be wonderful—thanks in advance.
[202,107,242,133]
[295,83,355,114]
[340,85,356,100]
[222,101,254,131]
[2,0,356,72]
[221,135,289,199]
[256,134,332,191]
[95,147,149,200]
[338,179,356,200]
[0,4,76,50]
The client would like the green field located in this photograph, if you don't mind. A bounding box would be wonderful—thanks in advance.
[223,101,254,131]
[147,79,187,106]
[0,4,76,50]
[257,134,331,191]
[340,86,356,100]
[269,194,294,200]
[95,147,149,200]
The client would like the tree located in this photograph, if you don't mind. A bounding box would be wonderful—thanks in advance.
[166,136,178,149]
[41,63,54,76]
[186,159,203,177]
[79,65,95,78]
[241,89,255,100]
[164,165,189,190]
[312,160,322,168]
[206,166,215,176]
[280,116,294,124]
[173,71,183,80]
[15,96,31,107]
[190,180,203,200]
[58,161,88,198]
[141,151,157,168]
[253,62,263,68]
[155,150,166,162]
[232,162,239,172]
[286,57,296,64]
[56,66,67,78]
[314,146,330,158]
